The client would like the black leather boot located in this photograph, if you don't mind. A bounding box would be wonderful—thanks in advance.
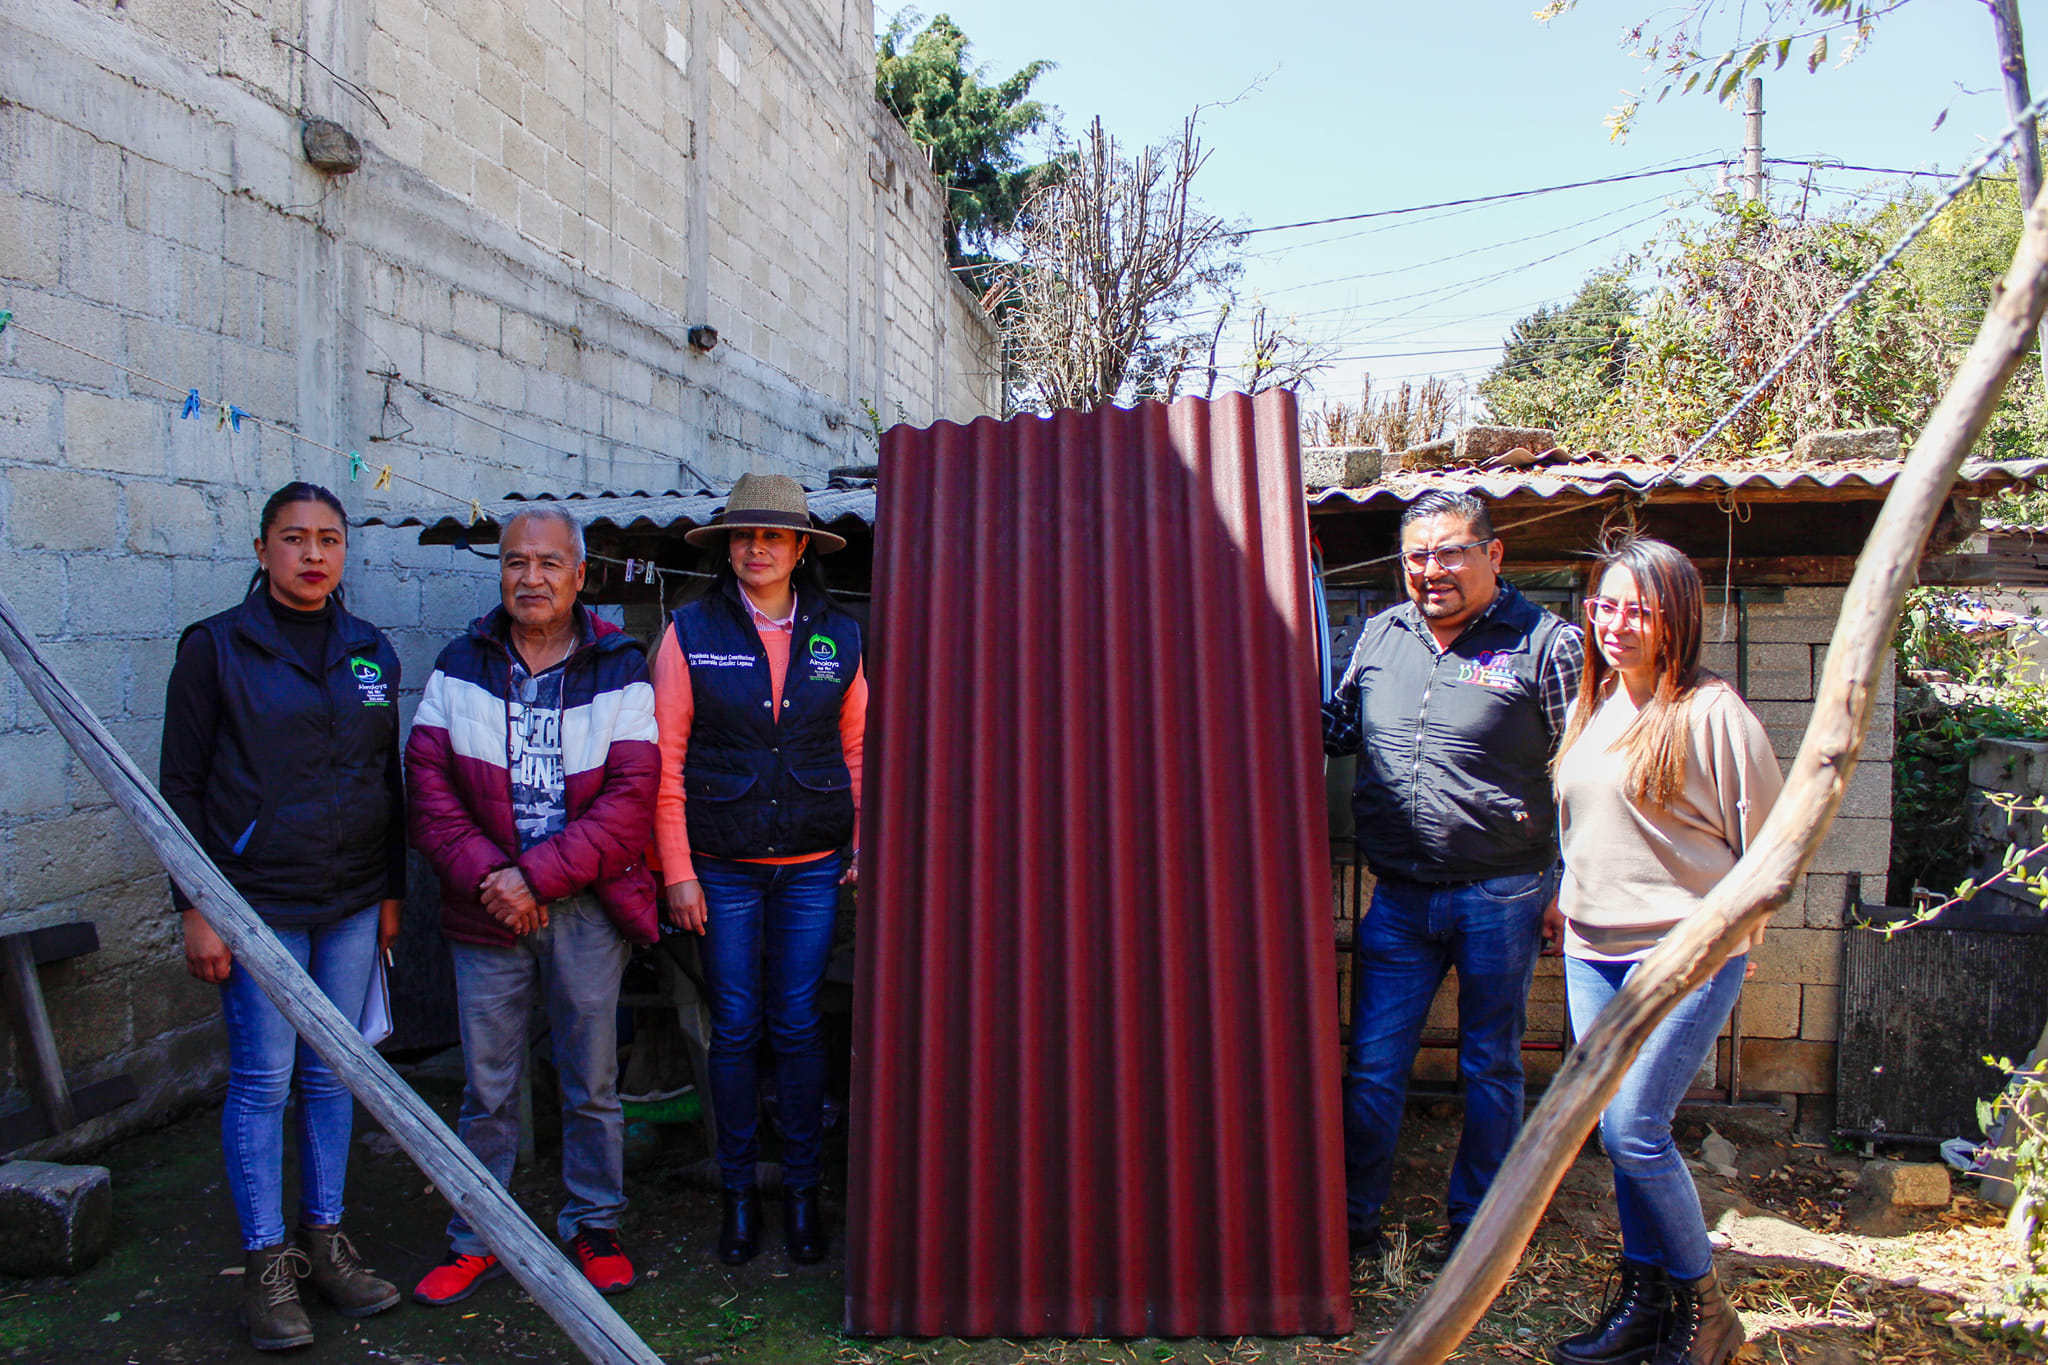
[1647,1265,1744,1365]
[785,1185,827,1264]
[719,1187,761,1266]
[1552,1258,1669,1365]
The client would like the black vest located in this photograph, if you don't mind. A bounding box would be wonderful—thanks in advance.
[183,592,401,914]
[671,582,859,860]
[1348,582,1576,882]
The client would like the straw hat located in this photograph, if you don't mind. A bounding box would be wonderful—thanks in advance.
[683,473,846,553]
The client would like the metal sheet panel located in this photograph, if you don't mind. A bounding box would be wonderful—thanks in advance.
[354,486,879,543]
[845,391,1349,1339]
[1305,456,2048,507]
[1838,924,2048,1141]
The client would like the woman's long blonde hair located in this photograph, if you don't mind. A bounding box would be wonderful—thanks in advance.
[1555,535,1708,808]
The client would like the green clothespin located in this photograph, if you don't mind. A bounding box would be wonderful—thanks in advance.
[0,311,12,337]
[348,451,363,481]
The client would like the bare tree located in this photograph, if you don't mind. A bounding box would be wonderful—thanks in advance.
[997,115,1241,413]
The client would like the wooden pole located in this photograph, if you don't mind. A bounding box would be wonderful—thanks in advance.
[1742,78,1764,203]
[1987,0,2048,395]
[0,595,662,1365]
[1370,177,2048,1364]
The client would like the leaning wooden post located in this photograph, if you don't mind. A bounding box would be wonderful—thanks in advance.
[0,595,662,1365]
[1372,180,2048,1363]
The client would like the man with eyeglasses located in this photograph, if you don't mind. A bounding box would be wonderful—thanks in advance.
[1323,488,1583,1266]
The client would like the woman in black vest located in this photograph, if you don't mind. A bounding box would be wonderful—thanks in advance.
[650,474,867,1266]
[161,482,405,1350]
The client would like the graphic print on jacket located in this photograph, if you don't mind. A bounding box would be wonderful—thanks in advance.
[508,660,568,851]
[669,582,860,860]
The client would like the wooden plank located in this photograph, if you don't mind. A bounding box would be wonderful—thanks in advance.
[1371,178,2048,1361]
[0,591,662,1365]
[27,921,98,966]
[0,1074,137,1151]
[1,933,76,1132]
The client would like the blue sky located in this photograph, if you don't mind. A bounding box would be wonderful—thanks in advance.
[886,0,2035,415]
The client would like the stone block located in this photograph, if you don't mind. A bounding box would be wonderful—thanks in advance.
[1302,446,1382,489]
[1803,872,1853,928]
[36,968,133,1069]
[63,393,164,477]
[5,289,127,388]
[1806,817,1890,875]
[1814,644,1897,704]
[0,376,61,463]
[1793,427,1901,463]
[127,481,216,557]
[172,556,253,624]
[5,468,122,553]
[0,1162,113,1276]
[1836,760,1892,821]
[1970,736,2048,793]
[67,556,172,637]
[1736,1038,1835,1094]
[8,806,158,903]
[1750,927,1842,987]
[1843,1159,1950,1233]
[1739,981,1800,1038]
[131,960,218,1040]
[0,551,66,638]
[0,730,73,817]
[1801,984,1841,1043]
[1731,587,1848,643]
[1733,641,1812,701]
[0,193,63,287]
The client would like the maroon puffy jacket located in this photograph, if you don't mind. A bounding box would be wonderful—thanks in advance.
[405,607,659,948]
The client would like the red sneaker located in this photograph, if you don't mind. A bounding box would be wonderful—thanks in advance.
[568,1225,636,1295]
[411,1249,504,1306]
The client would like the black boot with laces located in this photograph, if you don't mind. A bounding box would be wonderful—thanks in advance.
[1552,1257,1669,1365]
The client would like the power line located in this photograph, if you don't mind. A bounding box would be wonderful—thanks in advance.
[1237,162,1727,236]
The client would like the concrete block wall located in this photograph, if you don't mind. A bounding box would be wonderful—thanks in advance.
[1338,585,1887,1103]
[0,0,994,1157]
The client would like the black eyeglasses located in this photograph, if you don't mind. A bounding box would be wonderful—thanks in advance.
[1399,539,1495,574]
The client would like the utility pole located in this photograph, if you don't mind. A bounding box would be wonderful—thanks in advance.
[1987,0,2047,389]
[1743,78,1765,204]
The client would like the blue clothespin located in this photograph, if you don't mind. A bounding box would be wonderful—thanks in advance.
[227,405,248,433]
[181,390,201,419]
[348,451,363,481]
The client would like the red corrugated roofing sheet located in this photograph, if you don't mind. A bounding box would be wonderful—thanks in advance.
[846,391,1350,1339]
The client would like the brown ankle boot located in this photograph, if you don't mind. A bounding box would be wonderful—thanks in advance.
[241,1244,314,1351]
[295,1223,400,1317]
[1647,1264,1744,1365]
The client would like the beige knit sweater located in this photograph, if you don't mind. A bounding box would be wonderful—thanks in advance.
[1555,676,1784,962]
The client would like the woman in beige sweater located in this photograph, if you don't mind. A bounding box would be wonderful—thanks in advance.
[1549,536,1782,1365]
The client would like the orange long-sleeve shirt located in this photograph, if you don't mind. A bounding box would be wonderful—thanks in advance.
[650,603,867,885]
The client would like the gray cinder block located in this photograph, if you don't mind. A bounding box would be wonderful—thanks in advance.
[0,1161,113,1276]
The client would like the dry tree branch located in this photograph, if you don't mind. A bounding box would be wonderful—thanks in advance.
[1371,177,2048,1364]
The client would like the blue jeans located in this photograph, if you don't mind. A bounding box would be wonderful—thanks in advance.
[1566,952,1747,1281]
[446,895,630,1251]
[696,853,842,1191]
[219,903,380,1250]
[1345,871,1547,1233]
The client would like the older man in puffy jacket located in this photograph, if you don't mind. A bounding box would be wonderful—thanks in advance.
[405,505,659,1304]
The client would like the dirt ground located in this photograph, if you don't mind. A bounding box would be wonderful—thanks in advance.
[0,1075,2040,1365]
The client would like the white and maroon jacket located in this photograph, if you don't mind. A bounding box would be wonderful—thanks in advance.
[406,605,660,948]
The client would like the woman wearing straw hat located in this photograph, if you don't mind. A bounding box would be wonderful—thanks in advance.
[650,473,867,1266]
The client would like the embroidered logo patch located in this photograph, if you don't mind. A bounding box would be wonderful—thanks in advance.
[1454,650,1519,692]
[806,633,843,682]
[350,656,390,706]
